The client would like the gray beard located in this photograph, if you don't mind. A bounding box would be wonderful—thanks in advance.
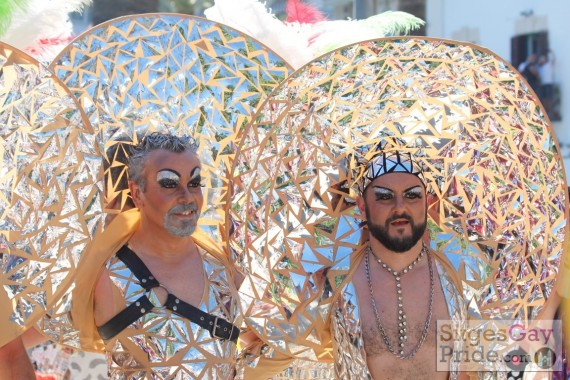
[164,203,200,237]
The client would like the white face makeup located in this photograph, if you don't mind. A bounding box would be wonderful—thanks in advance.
[363,174,427,253]
[156,166,203,237]
[190,166,201,183]
[403,186,423,199]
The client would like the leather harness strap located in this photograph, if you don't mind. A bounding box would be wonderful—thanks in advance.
[97,245,239,343]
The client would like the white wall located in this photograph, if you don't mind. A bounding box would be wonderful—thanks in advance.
[427,0,570,180]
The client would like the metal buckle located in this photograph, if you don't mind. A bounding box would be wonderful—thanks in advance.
[212,316,233,340]
[146,284,169,310]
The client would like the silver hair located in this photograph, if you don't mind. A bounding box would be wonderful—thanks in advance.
[127,132,198,191]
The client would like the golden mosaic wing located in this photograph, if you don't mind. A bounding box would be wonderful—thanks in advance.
[230,37,567,359]
[49,13,292,241]
[0,42,98,346]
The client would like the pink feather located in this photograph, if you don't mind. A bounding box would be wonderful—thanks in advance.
[26,35,73,57]
[286,0,327,24]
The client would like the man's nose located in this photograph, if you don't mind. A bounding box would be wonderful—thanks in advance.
[394,194,406,210]
[178,186,195,203]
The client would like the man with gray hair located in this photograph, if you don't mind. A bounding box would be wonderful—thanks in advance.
[71,132,242,378]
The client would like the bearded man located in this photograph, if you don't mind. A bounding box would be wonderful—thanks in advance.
[336,150,467,379]
[243,150,468,380]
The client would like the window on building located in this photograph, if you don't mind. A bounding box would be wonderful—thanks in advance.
[511,31,548,69]
[511,32,560,121]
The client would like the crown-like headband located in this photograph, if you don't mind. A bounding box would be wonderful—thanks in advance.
[359,151,426,193]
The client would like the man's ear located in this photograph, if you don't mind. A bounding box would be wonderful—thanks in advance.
[427,192,440,224]
[128,180,142,208]
[356,195,366,216]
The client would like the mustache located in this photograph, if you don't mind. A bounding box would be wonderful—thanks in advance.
[386,213,413,224]
[168,203,198,215]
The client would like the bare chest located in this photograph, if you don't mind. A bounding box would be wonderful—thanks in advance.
[110,249,207,308]
[352,259,453,378]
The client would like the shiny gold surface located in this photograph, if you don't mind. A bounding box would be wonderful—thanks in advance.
[0,42,98,346]
[230,37,567,360]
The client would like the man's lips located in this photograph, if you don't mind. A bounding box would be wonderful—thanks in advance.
[390,219,410,227]
[173,210,196,217]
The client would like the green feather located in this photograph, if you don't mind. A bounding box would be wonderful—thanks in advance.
[364,11,425,36]
[0,0,33,36]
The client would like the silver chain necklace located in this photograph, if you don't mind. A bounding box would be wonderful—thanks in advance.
[365,243,434,360]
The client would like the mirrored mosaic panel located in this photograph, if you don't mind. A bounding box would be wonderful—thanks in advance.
[230,37,567,358]
[43,13,292,347]
[50,13,291,242]
[0,42,99,346]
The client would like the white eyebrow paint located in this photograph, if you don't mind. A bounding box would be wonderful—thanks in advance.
[404,186,423,196]
[156,169,180,182]
[372,187,394,197]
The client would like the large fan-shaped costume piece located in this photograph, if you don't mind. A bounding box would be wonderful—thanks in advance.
[230,37,567,362]
[34,14,292,348]
[50,13,291,235]
[0,42,98,346]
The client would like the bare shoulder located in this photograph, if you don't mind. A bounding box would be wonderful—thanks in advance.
[0,336,25,356]
[350,255,368,288]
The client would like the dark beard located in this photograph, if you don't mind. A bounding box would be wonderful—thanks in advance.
[366,208,427,253]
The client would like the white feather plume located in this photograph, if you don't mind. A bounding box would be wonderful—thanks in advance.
[205,0,313,69]
[205,1,424,69]
[0,0,92,62]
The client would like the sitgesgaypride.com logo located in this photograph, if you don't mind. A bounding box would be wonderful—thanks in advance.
[436,320,562,372]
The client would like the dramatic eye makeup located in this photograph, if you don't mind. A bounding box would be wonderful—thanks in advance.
[372,187,394,200]
[157,169,180,188]
[188,167,203,188]
[156,167,204,189]
[403,186,423,199]
[372,185,423,200]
